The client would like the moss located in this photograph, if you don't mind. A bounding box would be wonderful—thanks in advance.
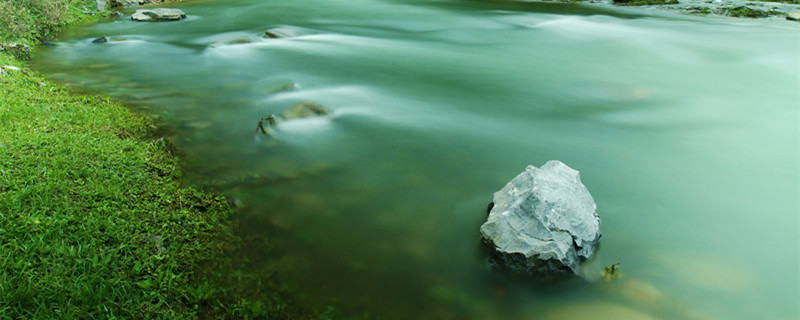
[686,6,712,14]
[725,6,780,17]
[613,0,680,6]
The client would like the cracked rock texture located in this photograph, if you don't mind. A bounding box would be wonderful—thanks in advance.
[480,160,601,281]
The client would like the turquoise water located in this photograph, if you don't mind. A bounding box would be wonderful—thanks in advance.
[33,0,799,318]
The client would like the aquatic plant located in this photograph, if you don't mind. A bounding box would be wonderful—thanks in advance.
[602,262,623,282]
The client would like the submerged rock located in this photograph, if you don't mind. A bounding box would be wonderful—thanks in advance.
[255,102,330,137]
[267,82,299,93]
[480,161,601,281]
[281,102,329,119]
[208,36,254,48]
[131,8,186,22]
[543,302,657,320]
[264,27,299,39]
[92,36,109,44]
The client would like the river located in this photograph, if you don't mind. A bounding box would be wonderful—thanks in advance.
[32,0,799,318]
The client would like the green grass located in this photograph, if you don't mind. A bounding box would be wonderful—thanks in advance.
[0,0,310,318]
[0,0,98,49]
[0,53,240,318]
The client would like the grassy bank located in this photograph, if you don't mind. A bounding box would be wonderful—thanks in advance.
[0,0,303,318]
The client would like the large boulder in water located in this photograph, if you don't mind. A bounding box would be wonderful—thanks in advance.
[131,8,186,22]
[480,160,601,281]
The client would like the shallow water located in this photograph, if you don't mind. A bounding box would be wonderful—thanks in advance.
[32,0,799,318]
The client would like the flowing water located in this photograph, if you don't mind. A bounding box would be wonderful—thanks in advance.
[32,0,799,318]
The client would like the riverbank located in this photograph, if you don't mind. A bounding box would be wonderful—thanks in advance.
[0,0,305,318]
[619,0,800,19]
[562,0,800,19]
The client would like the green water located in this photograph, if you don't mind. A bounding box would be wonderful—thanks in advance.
[32,0,799,318]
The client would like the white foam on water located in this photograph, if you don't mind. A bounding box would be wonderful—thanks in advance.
[275,116,333,133]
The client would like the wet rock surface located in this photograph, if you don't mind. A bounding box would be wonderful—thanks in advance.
[264,27,300,39]
[480,161,601,281]
[280,102,329,119]
[92,36,110,44]
[254,102,331,136]
[131,8,187,22]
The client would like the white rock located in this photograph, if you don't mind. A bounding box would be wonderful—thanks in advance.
[480,160,601,281]
[131,8,186,22]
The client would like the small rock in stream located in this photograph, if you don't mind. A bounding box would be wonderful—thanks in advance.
[787,11,800,21]
[264,27,300,39]
[280,102,330,119]
[131,8,187,22]
[254,102,331,137]
[92,36,110,44]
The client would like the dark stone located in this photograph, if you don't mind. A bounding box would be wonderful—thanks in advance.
[92,36,110,44]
